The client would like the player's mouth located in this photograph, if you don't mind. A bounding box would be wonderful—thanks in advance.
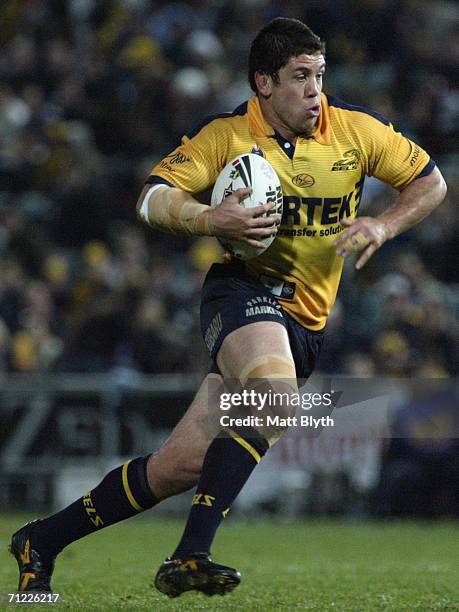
[305,105,320,117]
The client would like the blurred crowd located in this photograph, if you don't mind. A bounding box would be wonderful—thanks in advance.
[0,0,458,376]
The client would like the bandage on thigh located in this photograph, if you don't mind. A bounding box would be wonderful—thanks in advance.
[238,353,297,390]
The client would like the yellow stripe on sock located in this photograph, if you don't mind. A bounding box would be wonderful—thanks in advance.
[122,460,144,512]
[226,429,261,463]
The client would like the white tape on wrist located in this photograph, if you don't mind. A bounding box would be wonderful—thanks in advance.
[139,184,168,225]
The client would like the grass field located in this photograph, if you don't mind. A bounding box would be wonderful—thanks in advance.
[0,514,458,611]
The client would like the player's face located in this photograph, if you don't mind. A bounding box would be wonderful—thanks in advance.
[270,53,325,137]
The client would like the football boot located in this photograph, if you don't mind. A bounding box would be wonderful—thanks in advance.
[154,552,241,598]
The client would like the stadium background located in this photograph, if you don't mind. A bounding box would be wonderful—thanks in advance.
[0,0,458,531]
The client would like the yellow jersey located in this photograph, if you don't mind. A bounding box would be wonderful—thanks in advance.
[148,93,434,330]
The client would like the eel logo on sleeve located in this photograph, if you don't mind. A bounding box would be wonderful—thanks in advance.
[331,149,361,171]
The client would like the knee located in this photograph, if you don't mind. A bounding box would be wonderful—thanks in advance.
[254,379,298,420]
[238,353,298,423]
[249,380,299,443]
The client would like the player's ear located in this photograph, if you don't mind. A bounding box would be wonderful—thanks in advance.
[254,71,272,98]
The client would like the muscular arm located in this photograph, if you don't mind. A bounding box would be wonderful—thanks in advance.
[136,184,280,248]
[334,166,447,269]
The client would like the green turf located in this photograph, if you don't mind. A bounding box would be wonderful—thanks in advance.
[0,514,457,611]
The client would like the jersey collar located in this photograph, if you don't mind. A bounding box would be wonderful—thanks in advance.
[248,93,331,146]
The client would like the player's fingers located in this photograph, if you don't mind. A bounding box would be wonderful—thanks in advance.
[232,187,252,203]
[355,243,377,269]
[340,217,356,227]
[245,226,277,238]
[350,231,370,250]
[335,230,369,255]
[251,202,277,217]
[334,232,354,254]
[235,187,252,198]
[243,238,267,249]
[334,227,359,248]
[248,215,281,228]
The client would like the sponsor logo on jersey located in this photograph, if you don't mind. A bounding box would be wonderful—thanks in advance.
[167,151,190,164]
[159,151,191,172]
[292,173,315,187]
[277,178,364,239]
[331,149,361,171]
[409,144,420,166]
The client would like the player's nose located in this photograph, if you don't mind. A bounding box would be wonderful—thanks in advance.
[305,78,320,97]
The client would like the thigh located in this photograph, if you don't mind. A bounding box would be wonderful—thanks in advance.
[216,320,295,383]
[216,320,298,444]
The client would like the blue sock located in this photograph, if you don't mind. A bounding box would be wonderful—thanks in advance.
[173,428,269,557]
[33,455,158,561]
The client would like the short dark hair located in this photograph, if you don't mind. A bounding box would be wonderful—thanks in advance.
[248,17,325,92]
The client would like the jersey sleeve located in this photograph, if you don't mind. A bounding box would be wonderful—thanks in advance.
[147,119,230,195]
[366,121,434,191]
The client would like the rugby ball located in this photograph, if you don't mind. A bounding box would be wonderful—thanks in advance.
[211,153,283,260]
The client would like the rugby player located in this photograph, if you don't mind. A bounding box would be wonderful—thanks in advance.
[11,17,446,598]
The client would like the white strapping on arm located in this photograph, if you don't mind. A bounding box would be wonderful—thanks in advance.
[138,183,212,235]
[139,184,167,226]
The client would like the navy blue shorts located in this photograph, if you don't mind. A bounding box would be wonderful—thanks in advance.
[200,263,324,380]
